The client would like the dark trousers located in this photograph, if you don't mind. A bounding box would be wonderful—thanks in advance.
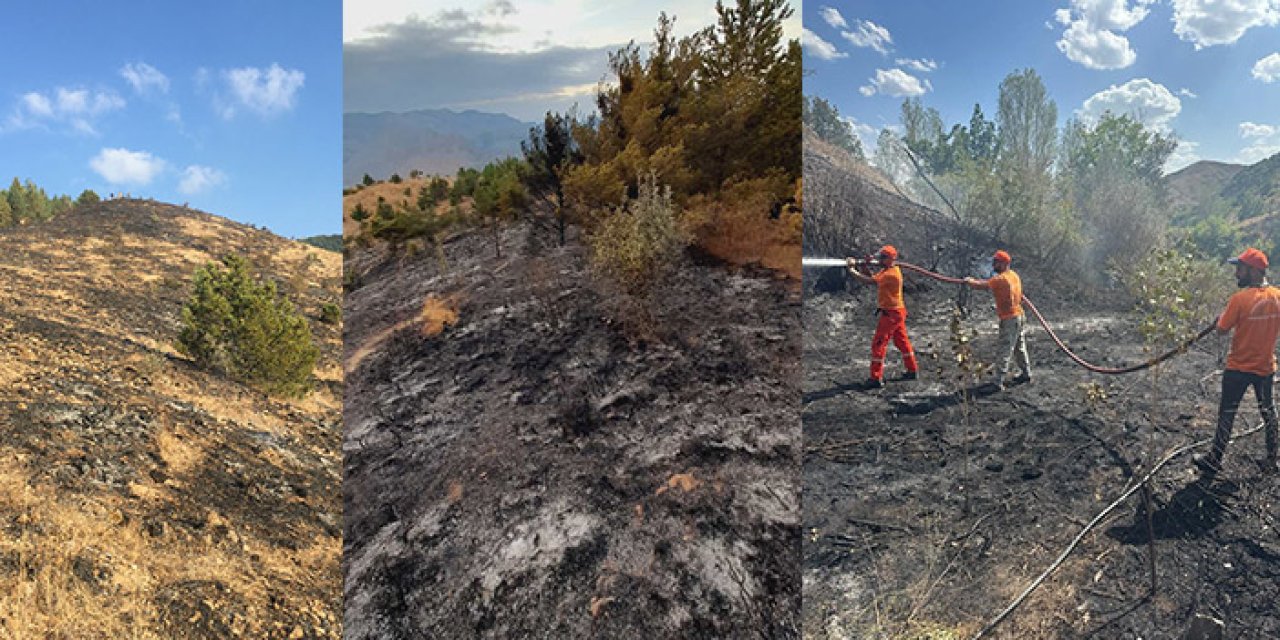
[1207,369,1280,470]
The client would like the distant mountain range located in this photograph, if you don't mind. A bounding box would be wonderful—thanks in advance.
[1166,152,1280,224]
[343,109,533,186]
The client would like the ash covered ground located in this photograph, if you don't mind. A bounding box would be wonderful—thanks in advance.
[802,263,1280,639]
[343,220,802,638]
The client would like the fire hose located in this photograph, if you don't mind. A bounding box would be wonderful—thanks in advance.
[802,257,1217,374]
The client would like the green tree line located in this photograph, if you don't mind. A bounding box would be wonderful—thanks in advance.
[353,0,802,288]
[1,178,100,228]
[866,69,1186,277]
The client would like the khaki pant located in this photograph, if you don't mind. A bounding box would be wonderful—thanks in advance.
[997,315,1031,382]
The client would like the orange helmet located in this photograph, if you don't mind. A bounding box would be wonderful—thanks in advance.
[1229,247,1268,271]
[877,245,898,264]
[993,250,1011,265]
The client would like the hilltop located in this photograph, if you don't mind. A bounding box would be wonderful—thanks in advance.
[342,109,531,187]
[0,199,342,638]
[1166,160,1246,216]
[1167,153,1280,232]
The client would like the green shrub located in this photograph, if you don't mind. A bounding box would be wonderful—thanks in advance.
[319,302,342,325]
[1122,240,1234,352]
[176,254,319,397]
[350,203,370,222]
[590,172,687,294]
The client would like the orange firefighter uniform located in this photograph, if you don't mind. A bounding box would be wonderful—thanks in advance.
[864,246,918,382]
[1201,247,1280,476]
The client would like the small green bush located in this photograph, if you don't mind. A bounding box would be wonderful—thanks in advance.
[176,254,319,397]
[590,172,687,295]
[319,302,342,325]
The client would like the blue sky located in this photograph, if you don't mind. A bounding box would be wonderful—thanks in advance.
[802,1,1280,173]
[0,1,341,238]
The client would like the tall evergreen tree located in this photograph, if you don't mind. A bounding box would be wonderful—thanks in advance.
[522,110,585,245]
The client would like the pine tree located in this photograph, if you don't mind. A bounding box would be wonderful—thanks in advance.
[176,254,319,397]
[522,110,585,245]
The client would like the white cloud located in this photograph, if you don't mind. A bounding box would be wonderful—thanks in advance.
[802,28,847,60]
[1079,78,1181,130]
[7,87,124,135]
[841,20,893,55]
[896,57,937,72]
[1241,122,1277,138]
[89,148,166,185]
[1178,87,1198,98]
[1172,0,1280,49]
[1254,52,1280,82]
[219,63,305,118]
[21,93,53,118]
[1057,21,1137,68]
[859,68,930,97]
[1238,141,1280,164]
[819,6,848,29]
[178,165,227,194]
[1054,0,1154,69]
[1165,138,1200,173]
[1237,121,1280,164]
[120,62,170,95]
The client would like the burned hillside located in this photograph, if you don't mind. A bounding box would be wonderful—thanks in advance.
[0,199,342,638]
[342,218,802,638]
[803,135,1280,638]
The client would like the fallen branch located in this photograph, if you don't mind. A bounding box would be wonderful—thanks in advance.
[969,422,1266,640]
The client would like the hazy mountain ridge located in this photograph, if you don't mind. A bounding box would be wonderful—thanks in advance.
[342,109,532,186]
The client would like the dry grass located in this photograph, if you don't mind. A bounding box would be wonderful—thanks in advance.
[0,454,340,639]
[656,473,700,495]
[692,204,801,280]
[420,295,460,337]
[0,201,343,637]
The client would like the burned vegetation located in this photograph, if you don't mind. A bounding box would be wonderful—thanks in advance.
[0,198,342,638]
[803,73,1280,639]
[342,1,804,637]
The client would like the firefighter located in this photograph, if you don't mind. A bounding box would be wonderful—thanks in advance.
[964,250,1031,390]
[847,245,918,388]
[1194,248,1280,479]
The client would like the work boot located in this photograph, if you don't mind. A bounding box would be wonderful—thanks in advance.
[864,378,885,390]
[1262,457,1279,474]
[897,371,918,381]
[1013,371,1032,385]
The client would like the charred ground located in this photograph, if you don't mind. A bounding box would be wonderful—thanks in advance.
[343,219,801,638]
[802,147,1280,638]
[0,199,342,638]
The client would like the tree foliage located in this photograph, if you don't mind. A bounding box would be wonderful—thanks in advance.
[872,68,1187,278]
[522,110,585,244]
[176,254,319,398]
[803,95,862,158]
[1,177,85,228]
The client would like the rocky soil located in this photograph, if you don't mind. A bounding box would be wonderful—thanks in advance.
[0,199,342,638]
[343,219,802,638]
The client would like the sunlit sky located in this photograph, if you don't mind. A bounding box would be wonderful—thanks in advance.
[0,1,342,237]
[345,0,802,121]
[802,0,1280,173]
